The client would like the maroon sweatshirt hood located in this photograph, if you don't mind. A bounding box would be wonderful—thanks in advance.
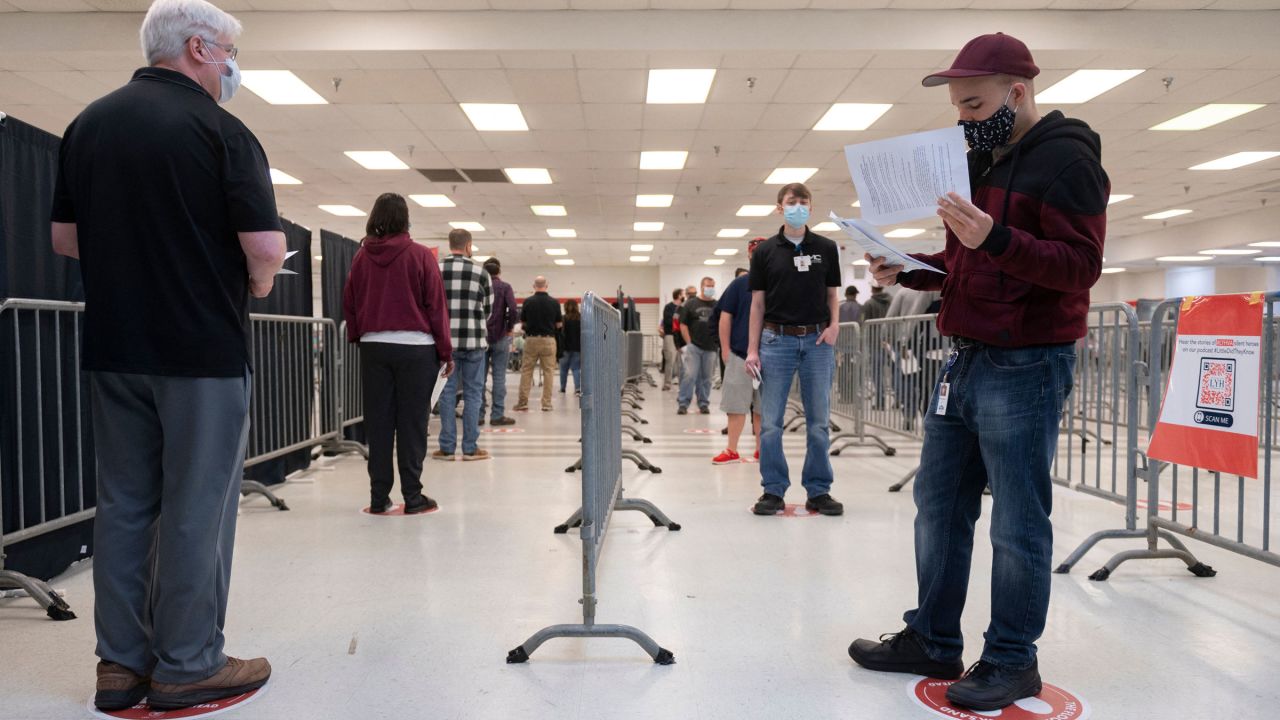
[360,232,414,267]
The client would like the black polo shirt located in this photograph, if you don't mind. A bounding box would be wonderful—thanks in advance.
[521,291,562,336]
[51,67,280,377]
[749,226,842,326]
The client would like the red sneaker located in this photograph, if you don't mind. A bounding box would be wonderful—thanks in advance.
[753,449,760,461]
[712,449,741,465]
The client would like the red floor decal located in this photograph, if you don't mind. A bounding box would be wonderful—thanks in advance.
[748,503,820,518]
[481,427,525,434]
[1135,499,1194,512]
[360,504,440,516]
[89,686,264,719]
[910,677,1089,720]
[683,428,716,434]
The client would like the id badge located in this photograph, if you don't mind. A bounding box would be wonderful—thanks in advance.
[793,255,811,272]
[935,382,950,415]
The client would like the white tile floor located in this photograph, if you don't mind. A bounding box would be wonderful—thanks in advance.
[3,378,1280,719]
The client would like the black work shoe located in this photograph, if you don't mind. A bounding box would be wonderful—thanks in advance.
[752,493,785,516]
[805,494,844,516]
[369,499,393,514]
[848,627,964,680]
[490,416,516,426]
[699,405,710,414]
[404,496,439,514]
[945,660,1042,711]
[677,406,688,415]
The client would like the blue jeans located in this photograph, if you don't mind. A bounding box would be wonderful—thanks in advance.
[438,348,486,455]
[904,342,1075,669]
[559,351,581,391]
[758,329,835,498]
[486,336,511,420]
[678,344,716,409]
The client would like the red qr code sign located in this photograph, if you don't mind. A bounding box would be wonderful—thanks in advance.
[1196,357,1235,412]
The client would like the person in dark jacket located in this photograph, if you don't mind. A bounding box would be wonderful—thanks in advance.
[559,298,583,394]
[482,257,518,426]
[343,193,454,515]
[850,33,1106,713]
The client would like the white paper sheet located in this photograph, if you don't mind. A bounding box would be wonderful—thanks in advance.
[844,125,970,226]
[829,212,945,275]
[276,250,298,276]
[429,365,450,411]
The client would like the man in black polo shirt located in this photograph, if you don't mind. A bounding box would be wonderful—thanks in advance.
[745,182,844,517]
[50,0,284,711]
[515,275,563,411]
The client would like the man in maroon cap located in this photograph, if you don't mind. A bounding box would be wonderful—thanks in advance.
[848,32,1108,712]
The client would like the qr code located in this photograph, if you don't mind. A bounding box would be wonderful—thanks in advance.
[1196,357,1235,411]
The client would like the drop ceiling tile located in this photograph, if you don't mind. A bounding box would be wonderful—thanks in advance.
[584,103,643,130]
[509,69,582,103]
[577,69,647,103]
[435,69,518,103]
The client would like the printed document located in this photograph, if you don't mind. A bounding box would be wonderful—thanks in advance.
[276,250,298,275]
[844,126,970,226]
[829,212,945,275]
[430,366,449,411]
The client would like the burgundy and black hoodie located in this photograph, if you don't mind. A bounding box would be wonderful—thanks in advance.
[342,232,453,364]
[899,110,1109,347]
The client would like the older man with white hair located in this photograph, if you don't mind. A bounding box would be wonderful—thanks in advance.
[51,0,284,711]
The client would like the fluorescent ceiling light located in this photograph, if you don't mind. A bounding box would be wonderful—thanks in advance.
[449,221,485,231]
[704,258,726,266]
[646,69,716,104]
[1199,248,1260,255]
[459,103,528,132]
[631,244,653,252]
[851,258,870,266]
[345,151,409,170]
[634,222,664,232]
[313,255,323,261]
[554,258,575,266]
[718,228,749,238]
[1100,267,1127,274]
[764,168,817,185]
[811,222,839,232]
[1143,209,1193,220]
[813,103,893,131]
[473,255,491,262]
[547,229,577,238]
[1151,104,1265,131]
[640,151,689,170]
[318,204,365,217]
[714,248,739,256]
[1108,194,1134,205]
[1254,256,1280,262]
[1189,151,1280,171]
[1248,241,1280,248]
[545,248,569,256]
[1035,69,1144,104]
[504,168,552,184]
[409,194,455,208]
[531,205,567,216]
[885,228,926,238]
[636,194,674,208]
[630,256,650,262]
[269,168,301,185]
[737,205,774,217]
[852,200,861,208]
[240,70,327,105]
[1156,256,1207,262]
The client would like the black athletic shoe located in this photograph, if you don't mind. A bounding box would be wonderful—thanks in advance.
[369,499,393,514]
[490,416,516,426]
[805,494,844,516]
[699,405,710,414]
[752,493,785,516]
[677,406,688,415]
[848,627,964,680]
[945,660,1042,711]
[404,495,439,514]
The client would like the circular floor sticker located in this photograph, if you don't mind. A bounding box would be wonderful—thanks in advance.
[1135,499,1193,512]
[909,677,1089,720]
[749,503,820,518]
[481,427,525,434]
[360,504,440,516]
[683,428,716,434]
[88,685,266,719]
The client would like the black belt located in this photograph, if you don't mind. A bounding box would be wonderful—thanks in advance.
[527,334,554,338]
[765,322,823,336]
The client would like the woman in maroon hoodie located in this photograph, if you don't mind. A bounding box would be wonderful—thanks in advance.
[342,193,454,514]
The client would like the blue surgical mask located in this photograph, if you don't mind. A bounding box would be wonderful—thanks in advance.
[202,54,241,104]
[703,285,716,299]
[783,203,810,229]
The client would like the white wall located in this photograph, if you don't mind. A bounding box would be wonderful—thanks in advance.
[1091,266,1275,304]
[502,264,662,333]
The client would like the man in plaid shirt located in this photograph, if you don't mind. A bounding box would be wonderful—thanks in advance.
[432,229,494,461]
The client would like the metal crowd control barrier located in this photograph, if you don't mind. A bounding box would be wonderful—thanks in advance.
[1059,294,1280,580]
[508,293,678,665]
[829,321,897,458]
[565,330,661,473]
[325,321,369,458]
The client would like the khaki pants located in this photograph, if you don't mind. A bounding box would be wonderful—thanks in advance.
[662,334,678,388]
[517,336,557,410]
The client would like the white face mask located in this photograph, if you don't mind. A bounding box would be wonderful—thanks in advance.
[703,286,716,299]
[200,45,241,104]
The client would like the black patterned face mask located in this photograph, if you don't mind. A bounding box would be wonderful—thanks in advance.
[959,87,1016,152]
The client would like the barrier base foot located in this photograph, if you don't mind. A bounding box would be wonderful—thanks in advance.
[47,602,76,621]
[654,648,676,665]
[649,466,663,474]
[884,448,897,457]
[506,647,530,664]
[1189,562,1217,578]
[1053,563,1072,575]
[642,438,653,444]
[1088,567,1111,582]
[554,525,569,534]
[666,523,682,532]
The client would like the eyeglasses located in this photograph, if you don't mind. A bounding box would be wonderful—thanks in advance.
[199,37,238,61]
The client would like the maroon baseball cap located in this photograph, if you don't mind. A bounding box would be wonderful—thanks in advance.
[922,32,1040,87]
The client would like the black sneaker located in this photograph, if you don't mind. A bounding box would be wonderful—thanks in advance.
[945,660,1042,711]
[805,494,844,516]
[404,496,439,514]
[479,416,486,426]
[699,405,710,414]
[677,406,688,415]
[752,493,785,516]
[369,499,393,514]
[490,416,516,426]
[847,627,964,679]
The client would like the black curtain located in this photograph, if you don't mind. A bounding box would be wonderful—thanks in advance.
[0,115,93,580]
[321,230,364,443]
[243,218,315,486]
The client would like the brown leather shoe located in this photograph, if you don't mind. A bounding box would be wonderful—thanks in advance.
[95,661,148,711]
[147,656,271,710]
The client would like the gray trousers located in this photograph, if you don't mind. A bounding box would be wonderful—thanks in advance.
[90,369,251,684]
